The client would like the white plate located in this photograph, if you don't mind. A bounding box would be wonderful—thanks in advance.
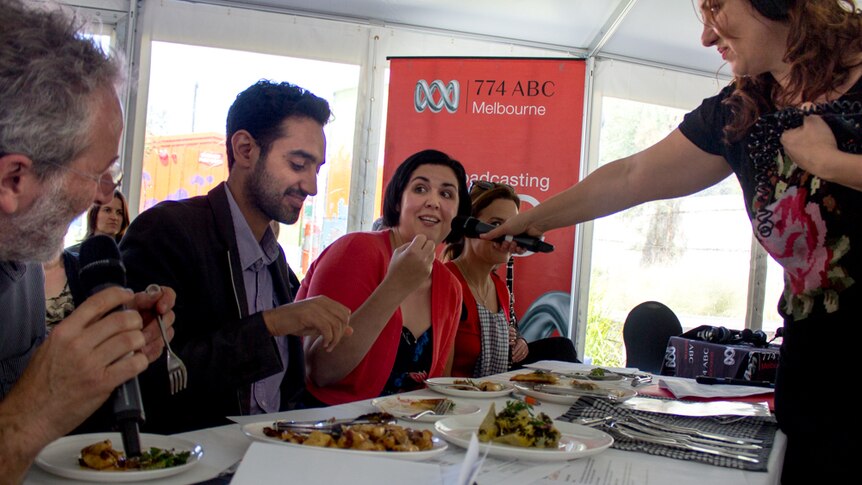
[35,433,203,483]
[241,421,448,461]
[434,415,613,462]
[424,378,514,398]
[561,369,626,381]
[371,396,481,422]
[514,383,637,405]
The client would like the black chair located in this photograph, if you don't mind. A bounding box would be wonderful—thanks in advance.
[623,301,682,373]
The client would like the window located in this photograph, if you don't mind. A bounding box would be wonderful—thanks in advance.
[142,42,359,277]
[64,33,114,248]
[585,97,753,366]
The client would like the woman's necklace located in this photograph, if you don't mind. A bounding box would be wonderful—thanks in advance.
[454,258,496,310]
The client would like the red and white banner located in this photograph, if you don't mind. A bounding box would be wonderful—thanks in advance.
[383,58,586,337]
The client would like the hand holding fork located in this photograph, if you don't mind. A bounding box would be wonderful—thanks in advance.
[146,284,187,394]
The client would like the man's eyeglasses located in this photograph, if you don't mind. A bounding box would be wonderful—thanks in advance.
[44,158,124,193]
[470,180,514,193]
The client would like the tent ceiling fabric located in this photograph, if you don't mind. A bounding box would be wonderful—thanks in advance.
[211,0,728,76]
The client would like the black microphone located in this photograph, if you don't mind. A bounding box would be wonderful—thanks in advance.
[79,235,145,458]
[451,216,554,253]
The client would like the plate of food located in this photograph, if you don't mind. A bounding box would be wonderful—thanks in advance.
[35,433,203,482]
[509,370,561,385]
[514,380,637,405]
[241,420,448,461]
[424,377,514,398]
[566,368,625,381]
[434,401,613,461]
[371,396,481,422]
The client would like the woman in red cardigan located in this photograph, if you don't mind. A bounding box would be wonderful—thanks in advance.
[299,149,471,405]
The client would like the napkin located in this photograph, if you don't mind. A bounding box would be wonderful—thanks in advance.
[659,376,774,399]
[231,442,443,485]
[459,434,489,485]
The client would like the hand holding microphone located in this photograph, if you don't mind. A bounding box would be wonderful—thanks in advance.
[79,235,146,457]
[451,216,554,253]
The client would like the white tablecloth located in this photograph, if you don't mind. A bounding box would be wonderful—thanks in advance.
[25,367,785,484]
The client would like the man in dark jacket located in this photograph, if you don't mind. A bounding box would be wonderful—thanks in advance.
[121,81,351,433]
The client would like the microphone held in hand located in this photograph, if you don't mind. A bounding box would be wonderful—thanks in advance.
[79,235,145,458]
[451,216,554,253]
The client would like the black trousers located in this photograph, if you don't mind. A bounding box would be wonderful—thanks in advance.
[512,336,580,369]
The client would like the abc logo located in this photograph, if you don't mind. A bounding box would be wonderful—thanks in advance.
[723,348,736,366]
[664,346,677,369]
[414,80,459,113]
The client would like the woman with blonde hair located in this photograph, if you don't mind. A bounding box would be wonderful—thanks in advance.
[445,181,577,377]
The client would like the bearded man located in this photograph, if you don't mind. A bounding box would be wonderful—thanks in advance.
[121,81,351,433]
[0,1,175,481]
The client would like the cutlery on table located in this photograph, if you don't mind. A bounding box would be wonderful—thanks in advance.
[695,376,775,388]
[550,370,652,387]
[625,413,763,445]
[630,375,653,387]
[427,382,484,391]
[570,371,652,386]
[532,384,627,403]
[157,313,188,395]
[274,412,396,431]
[577,414,762,447]
[602,420,761,463]
[407,399,453,420]
[612,418,762,450]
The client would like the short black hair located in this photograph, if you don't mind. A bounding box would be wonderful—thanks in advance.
[225,80,331,169]
[381,149,471,244]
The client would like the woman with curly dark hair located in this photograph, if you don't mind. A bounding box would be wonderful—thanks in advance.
[485,1,861,481]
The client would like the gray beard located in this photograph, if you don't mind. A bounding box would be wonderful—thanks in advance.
[0,177,79,262]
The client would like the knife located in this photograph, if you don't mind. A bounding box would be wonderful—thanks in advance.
[532,384,625,401]
[274,412,396,431]
[696,376,775,388]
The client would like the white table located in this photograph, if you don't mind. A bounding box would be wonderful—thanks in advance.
[25,368,785,484]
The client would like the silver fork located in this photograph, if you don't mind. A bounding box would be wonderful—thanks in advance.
[408,400,453,420]
[156,314,187,394]
[433,399,453,416]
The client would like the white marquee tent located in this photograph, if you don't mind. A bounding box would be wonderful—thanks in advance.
[49,0,764,359]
